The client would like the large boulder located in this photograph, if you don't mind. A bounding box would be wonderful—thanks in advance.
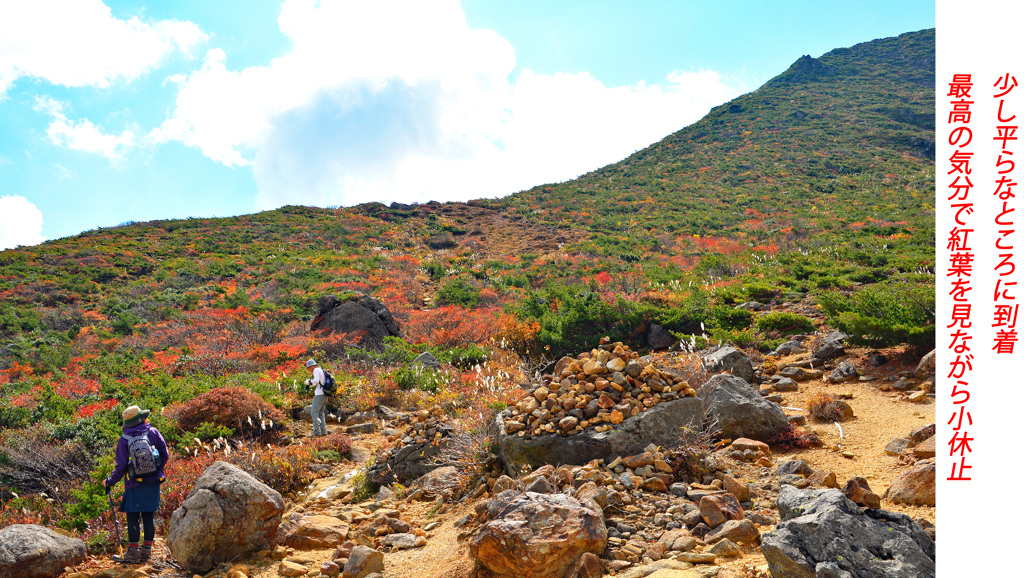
[166,461,285,573]
[494,396,702,475]
[0,524,86,578]
[914,350,936,378]
[279,514,350,549]
[309,295,400,350]
[471,491,607,578]
[701,374,789,442]
[702,346,754,383]
[762,487,935,578]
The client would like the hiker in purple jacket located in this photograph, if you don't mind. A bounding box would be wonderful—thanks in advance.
[104,405,169,563]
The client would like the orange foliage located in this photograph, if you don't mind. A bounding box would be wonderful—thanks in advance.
[404,306,507,347]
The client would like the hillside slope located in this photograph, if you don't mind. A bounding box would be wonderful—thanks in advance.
[498,29,934,248]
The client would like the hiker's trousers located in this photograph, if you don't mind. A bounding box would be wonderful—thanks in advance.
[312,394,328,436]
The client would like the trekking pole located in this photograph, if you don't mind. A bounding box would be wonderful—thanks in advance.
[106,485,125,562]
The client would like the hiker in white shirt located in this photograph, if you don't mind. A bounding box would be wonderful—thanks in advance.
[304,359,328,436]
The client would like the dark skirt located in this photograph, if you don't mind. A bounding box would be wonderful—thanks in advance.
[119,481,161,513]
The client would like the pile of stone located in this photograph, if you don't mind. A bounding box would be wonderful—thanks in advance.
[503,338,697,438]
[346,507,428,551]
[467,443,768,572]
[366,407,455,486]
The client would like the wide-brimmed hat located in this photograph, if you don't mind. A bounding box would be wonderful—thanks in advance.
[305,359,318,368]
[122,405,151,427]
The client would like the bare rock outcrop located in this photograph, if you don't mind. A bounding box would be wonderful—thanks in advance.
[166,461,285,573]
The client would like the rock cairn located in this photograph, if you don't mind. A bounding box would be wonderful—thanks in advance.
[504,338,697,438]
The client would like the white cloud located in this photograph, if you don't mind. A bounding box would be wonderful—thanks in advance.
[0,196,46,250]
[34,97,136,162]
[0,0,206,98]
[153,0,748,207]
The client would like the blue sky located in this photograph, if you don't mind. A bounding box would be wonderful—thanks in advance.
[0,0,935,248]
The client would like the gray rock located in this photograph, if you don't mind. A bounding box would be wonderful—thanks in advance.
[703,346,754,383]
[346,422,376,434]
[669,483,688,497]
[166,461,285,574]
[701,374,789,442]
[310,295,400,350]
[345,411,375,425]
[868,354,888,367]
[770,340,807,356]
[648,323,675,349]
[892,379,914,391]
[494,396,703,475]
[736,301,770,312]
[376,405,398,421]
[827,361,859,383]
[412,351,441,369]
[773,378,799,392]
[812,332,848,360]
[779,366,805,379]
[0,524,87,578]
[775,460,814,478]
[763,487,934,578]
[383,533,419,549]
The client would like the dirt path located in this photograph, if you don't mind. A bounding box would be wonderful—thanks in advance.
[381,501,476,578]
[778,379,935,523]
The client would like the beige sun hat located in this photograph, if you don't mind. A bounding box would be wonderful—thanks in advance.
[122,405,151,427]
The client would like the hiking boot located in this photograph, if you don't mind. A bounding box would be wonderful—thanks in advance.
[113,547,143,564]
[140,545,152,561]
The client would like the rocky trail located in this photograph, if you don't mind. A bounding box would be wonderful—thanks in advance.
[13,331,936,578]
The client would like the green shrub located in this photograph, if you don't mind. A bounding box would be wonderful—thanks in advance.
[744,282,780,301]
[712,306,753,331]
[59,458,114,533]
[424,262,445,280]
[436,278,480,308]
[391,367,445,393]
[349,467,375,500]
[380,336,421,365]
[755,311,815,335]
[191,422,235,441]
[315,449,342,463]
[708,328,757,349]
[504,274,529,288]
[815,280,934,348]
[447,344,489,369]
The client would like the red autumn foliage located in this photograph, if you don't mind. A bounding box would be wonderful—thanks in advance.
[404,306,507,348]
